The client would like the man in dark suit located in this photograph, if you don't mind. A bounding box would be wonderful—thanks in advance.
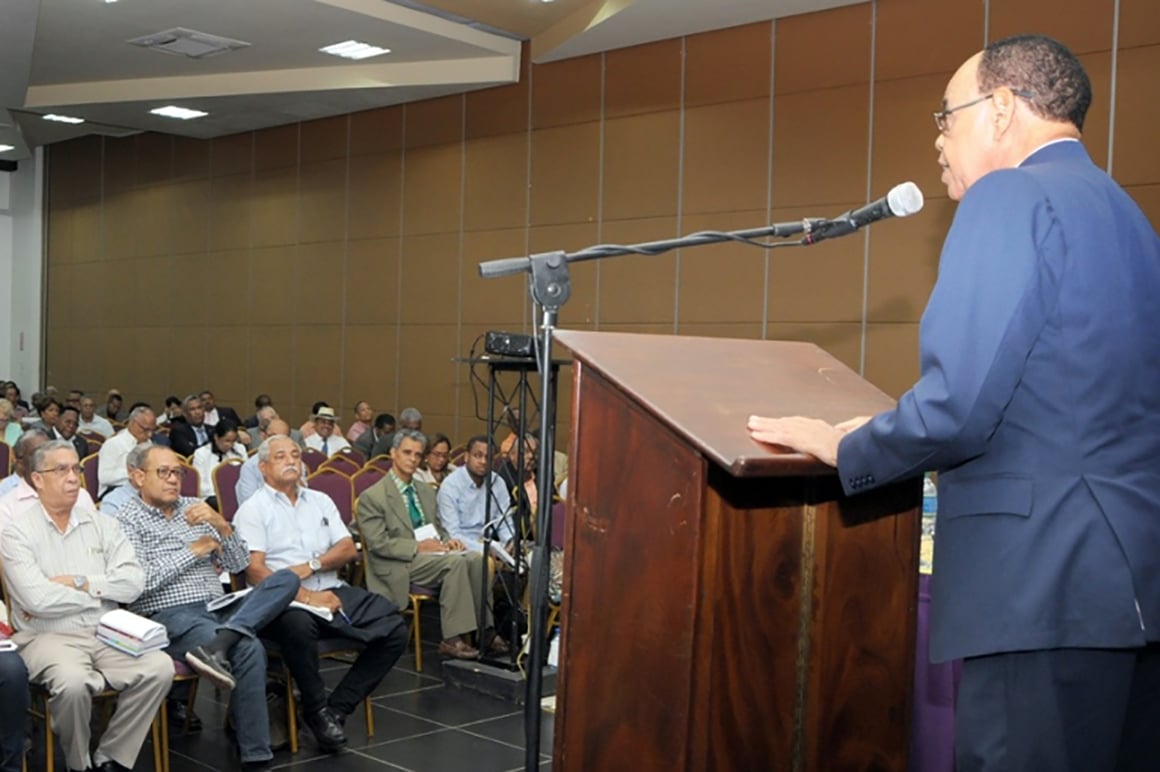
[353,413,395,459]
[54,405,90,459]
[199,390,241,429]
[748,35,1160,771]
[169,394,212,458]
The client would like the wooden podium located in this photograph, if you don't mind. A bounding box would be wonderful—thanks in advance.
[552,331,919,772]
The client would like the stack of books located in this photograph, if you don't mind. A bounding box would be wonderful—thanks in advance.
[97,609,169,657]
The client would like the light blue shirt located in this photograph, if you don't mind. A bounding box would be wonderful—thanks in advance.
[0,475,19,498]
[235,454,263,505]
[233,485,351,592]
[99,485,141,518]
[436,465,513,553]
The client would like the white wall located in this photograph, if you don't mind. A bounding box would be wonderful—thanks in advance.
[0,148,44,392]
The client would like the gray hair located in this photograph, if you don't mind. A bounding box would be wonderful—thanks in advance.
[182,393,201,411]
[399,407,422,424]
[392,428,427,450]
[14,427,51,460]
[258,434,293,462]
[126,442,158,471]
[29,439,77,474]
[127,405,154,423]
[256,406,278,431]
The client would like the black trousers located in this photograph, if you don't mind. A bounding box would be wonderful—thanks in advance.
[262,585,407,717]
[955,644,1160,772]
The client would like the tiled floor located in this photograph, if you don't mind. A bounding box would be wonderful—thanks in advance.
[26,607,554,771]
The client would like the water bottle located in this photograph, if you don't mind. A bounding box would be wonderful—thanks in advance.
[920,474,937,575]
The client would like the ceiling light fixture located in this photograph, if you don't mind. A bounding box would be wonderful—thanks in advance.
[0,145,14,153]
[319,40,391,60]
[150,105,208,120]
[43,114,85,124]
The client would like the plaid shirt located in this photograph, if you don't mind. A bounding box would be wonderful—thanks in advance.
[116,495,250,616]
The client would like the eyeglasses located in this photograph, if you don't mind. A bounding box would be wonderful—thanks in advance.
[35,464,83,476]
[933,89,1034,134]
[146,466,186,480]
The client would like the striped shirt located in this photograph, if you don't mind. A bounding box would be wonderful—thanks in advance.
[116,495,249,616]
[0,501,144,634]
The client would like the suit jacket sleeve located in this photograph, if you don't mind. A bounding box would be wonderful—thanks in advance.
[357,484,417,562]
[838,171,1061,492]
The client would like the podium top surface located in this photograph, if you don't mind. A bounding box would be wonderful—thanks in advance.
[555,330,898,478]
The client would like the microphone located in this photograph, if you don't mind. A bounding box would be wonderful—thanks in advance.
[805,182,924,244]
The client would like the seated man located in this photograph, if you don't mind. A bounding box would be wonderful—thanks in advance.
[346,401,373,443]
[353,413,394,458]
[199,390,241,429]
[117,444,299,770]
[437,435,515,554]
[55,405,90,459]
[236,418,296,505]
[103,389,124,421]
[78,395,115,438]
[97,405,157,499]
[302,406,350,456]
[0,429,96,530]
[234,436,407,753]
[0,440,172,772]
[156,396,182,427]
[168,394,212,458]
[358,430,506,660]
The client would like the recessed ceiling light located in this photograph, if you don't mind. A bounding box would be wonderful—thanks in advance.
[0,145,14,153]
[319,40,390,60]
[43,114,85,124]
[150,105,208,120]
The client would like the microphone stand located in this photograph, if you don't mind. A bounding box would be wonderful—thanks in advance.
[477,218,854,772]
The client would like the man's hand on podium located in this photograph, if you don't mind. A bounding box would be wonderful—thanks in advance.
[746,415,842,467]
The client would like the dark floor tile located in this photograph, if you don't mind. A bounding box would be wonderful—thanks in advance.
[321,662,443,698]
[361,728,525,772]
[272,749,412,770]
[460,711,554,755]
[378,687,518,727]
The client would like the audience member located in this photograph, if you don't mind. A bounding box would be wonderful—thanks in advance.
[29,397,61,436]
[97,406,156,498]
[346,401,373,443]
[354,413,395,458]
[496,433,539,535]
[169,395,211,458]
[3,383,29,418]
[0,399,21,446]
[236,419,295,505]
[359,430,506,660]
[243,394,274,429]
[413,433,452,488]
[65,389,83,410]
[157,396,182,427]
[78,395,115,438]
[191,420,247,509]
[299,401,343,440]
[1,440,172,772]
[103,389,124,421]
[0,428,95,530]
[55,405,90,459]
[117,444,299,770]
[437,436,513,554]
[234,436,407,753]
[303,406,350,456]
[200,390,241,429]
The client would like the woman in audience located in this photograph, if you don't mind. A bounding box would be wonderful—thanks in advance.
[0,399,20,446]
[191,419,247,510]
[413,433,453,488]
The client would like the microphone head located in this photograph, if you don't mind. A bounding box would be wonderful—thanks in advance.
[886,181,924,218]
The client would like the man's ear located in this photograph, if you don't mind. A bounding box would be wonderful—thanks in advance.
[990,87,1018,141]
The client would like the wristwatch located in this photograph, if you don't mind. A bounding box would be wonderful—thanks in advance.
[308,558,322,574]
[72,575,85,590]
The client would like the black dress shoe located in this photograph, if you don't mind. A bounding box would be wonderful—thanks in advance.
[303,706,348,753]
[185,645,236,690]
[167,698,203,732]
[96,761,131,772]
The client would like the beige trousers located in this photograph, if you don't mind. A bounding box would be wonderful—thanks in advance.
[16,630,172,771]
[409,551,491,640]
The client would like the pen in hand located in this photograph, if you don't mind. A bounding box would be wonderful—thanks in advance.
[338,608,352,624]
